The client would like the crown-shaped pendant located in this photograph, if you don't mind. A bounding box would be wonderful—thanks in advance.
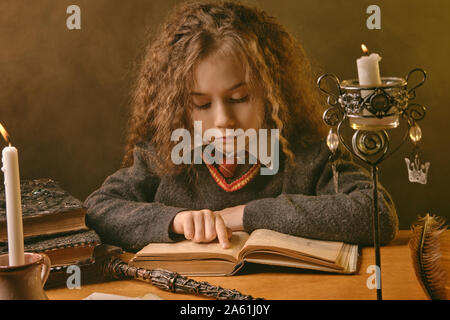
[405,153,430,184]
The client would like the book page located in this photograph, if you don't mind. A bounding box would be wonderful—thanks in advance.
[83,292,163,300]
[133,231,250,262]
[241,229,344,263]
[132,259,238,276]
[243,254,345,273]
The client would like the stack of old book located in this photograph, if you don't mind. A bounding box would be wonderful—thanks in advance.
[0,178,122,288]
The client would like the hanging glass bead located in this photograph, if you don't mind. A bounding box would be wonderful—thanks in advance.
[409,123,422,143]
[327,128,339,154]
[326,128,340,193]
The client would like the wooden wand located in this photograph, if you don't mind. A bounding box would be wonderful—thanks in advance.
[102,257,263,300]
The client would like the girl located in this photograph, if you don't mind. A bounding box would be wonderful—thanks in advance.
[84,0,398,252]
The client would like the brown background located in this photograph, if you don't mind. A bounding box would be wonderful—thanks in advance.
[0,0,448,229]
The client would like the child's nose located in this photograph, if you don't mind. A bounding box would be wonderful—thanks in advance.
[214,101,235,128]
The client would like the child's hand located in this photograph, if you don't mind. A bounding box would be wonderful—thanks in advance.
[170,209,233,248]
[215,205,245,232]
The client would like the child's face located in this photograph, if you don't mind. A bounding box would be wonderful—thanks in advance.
[190,52,265,153]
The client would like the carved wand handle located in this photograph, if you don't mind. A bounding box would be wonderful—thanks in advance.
[103,258,262,300]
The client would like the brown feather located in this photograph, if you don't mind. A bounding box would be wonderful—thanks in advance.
[409,213,448,300]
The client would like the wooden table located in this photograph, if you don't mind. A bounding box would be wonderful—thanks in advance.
[46,230,449,300]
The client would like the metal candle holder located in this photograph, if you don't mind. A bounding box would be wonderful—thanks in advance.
[317,68,427,300]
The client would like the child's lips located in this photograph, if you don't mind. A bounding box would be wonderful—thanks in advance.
[219,133,245,141]
[217,136,236,142]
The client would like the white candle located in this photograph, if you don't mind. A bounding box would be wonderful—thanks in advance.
[357,54,382,93]
[0,124,24,266]
[352,44,399,130]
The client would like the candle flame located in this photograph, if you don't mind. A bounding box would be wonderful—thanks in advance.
[361,44,369,55]
[0,123,11,145]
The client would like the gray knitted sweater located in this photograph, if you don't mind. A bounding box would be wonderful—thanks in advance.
[84,140,398,252]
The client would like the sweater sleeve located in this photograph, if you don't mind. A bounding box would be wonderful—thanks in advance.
[242,142,399,246]
[84,144,188,252]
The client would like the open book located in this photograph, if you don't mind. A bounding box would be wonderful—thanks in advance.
[130,229,359,276]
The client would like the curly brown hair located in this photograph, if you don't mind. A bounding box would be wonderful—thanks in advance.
[122,0,327,178]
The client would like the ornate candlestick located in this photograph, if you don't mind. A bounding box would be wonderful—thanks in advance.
[317,68,429,300]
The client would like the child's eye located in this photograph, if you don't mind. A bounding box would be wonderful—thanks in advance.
[192,95,249,110]
[229,95,249,104]
[194,102,211,110]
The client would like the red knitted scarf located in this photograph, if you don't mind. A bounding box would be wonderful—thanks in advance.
[203,150,261,193]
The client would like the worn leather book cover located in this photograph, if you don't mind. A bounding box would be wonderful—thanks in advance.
[0,178,87,242]
[0,229,100,266]
[44,244,123,289]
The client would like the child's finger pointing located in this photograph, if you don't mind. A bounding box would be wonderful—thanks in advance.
[215,216,230,249]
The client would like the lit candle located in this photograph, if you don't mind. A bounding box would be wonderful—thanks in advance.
[351,44,399,130]
[357,44,382,96]
[0,123,25,266]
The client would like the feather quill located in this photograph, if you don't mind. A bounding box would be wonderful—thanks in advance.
[409,213,448,300]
